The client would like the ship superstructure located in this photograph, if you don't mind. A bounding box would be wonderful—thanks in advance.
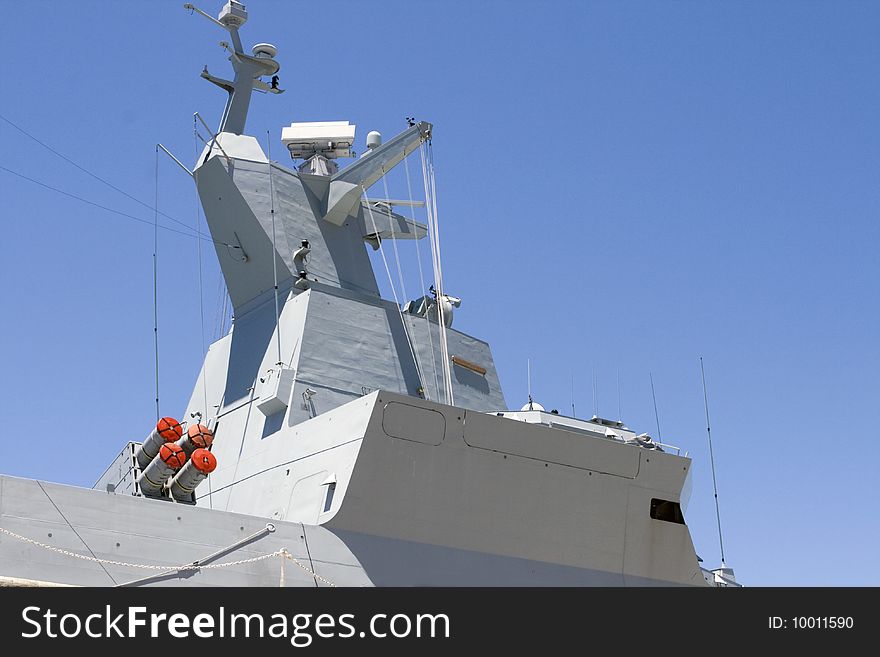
[0,2,736,588]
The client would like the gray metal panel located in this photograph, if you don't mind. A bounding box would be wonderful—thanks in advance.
[463,411,641,478]
[0,475,365,587]
[382,401,446,446]
[223,295,284,406]
[405,314,507,411]
[359,203,427,240]
[196,156,293,310]
[325,391,704,585]
[295,288,420,398]
[328,530,629,586]
[93,442,139,495]
[184,331,233,422]
[4,473,686,587]
[328,393,631,575]
[623,486,706,586]
[200,391,377,520]
[325,122,431,225]
[232,161,380,297]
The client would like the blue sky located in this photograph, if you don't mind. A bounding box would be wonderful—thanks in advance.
[0,0,877,585]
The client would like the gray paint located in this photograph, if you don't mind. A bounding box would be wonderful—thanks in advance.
[232,160,381,297]
[196,156,294,310]
[0,474,686,587]
[404,314,507,410]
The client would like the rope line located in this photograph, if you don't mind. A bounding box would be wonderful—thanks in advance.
[0,526,276,571]
[279,549,336,587]
[0,526,335,585]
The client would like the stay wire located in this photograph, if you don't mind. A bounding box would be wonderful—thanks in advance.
[0,112,205,238]
[404,152,440,400]
[381,171,425,393]
[194,118,209,425]
[153,146,161,423]
[362,183,425,396]
[0,164,240,250]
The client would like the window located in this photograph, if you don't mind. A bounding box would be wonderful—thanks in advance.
[650,498,685,524]
[323,482,336,513]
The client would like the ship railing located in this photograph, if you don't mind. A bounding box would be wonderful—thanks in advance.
[652,441,682,456]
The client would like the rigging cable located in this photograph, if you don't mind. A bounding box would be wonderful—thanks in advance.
[152,146,161,423]
[404,151,440,400]
[0,165,241,250]
[381,170,426,396]
[429,142,454,406]
[420,142,453,406]
[649,372,662,441]
[194,117,209,426]
[0,112,206,239]
[382,174,410,310]
[700,357,727,567]
[592,367,598,417]
[266,132,282,366]
[362,181,425,397]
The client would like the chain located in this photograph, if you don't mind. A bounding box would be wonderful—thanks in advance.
[1,526,334,585]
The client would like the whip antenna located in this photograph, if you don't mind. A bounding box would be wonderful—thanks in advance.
[527,358,533,408]
[152,145,161,422]
[649,372,661,441]
[700,357,727,566]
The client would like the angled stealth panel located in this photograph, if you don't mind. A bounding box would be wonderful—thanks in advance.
[195,156,292,309]
[232,161,380,297]
[403,315,507,411]
[462,412,641,478]
[360,203,428,241]
[294,288,421,400]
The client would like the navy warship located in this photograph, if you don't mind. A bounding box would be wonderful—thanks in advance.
[0,2,738,587]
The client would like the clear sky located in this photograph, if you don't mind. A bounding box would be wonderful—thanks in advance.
[0,0,877,586]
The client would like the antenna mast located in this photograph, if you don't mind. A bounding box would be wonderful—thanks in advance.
[152,145,160,422]
[700,357,727,567]
[649,372,662,441]
[527,358,533,408]
[617,368,621,422]
[184,2,283,136]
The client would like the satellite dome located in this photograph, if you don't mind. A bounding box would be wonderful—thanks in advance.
[252,43,278,58]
